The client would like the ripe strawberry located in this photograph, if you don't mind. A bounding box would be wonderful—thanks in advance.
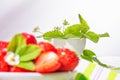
[0,41,9,72]
[35,51,61,73]
[0,41,8,49]
[0,59,8,72]
[57,48,79,71]
[21,32,37,44]
[37,42,57,53]
[0,50,7,60]
[9,66,31,72]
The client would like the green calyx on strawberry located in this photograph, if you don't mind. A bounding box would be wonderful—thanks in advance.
[5,33,41,71]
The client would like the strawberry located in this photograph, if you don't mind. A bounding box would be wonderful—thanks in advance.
[37,41,57,53]
[9,66,31,72]
[0,41,9,72]
[35,51,61,73]
[57,48,79,71]
[0,40,8,60]
[21,32,37,44]
[0,41,8,49]
[0,59,8,72]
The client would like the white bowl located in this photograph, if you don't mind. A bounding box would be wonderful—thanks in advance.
[50,38,86,54]
[0,72,76,80]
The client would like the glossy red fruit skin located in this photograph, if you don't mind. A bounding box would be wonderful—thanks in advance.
[35,51,61,73]
[0,41,9,72]
[0,41,8,60]
[57,48,79,71]
[21,32,37,44]
[9,66,31,72]
[37,42,57,53]
[0,41,8,49]
[0,59,8,72]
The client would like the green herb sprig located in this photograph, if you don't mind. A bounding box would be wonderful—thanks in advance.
[33,14,109,43]
[81,49,110,68]
[33,14,110,68]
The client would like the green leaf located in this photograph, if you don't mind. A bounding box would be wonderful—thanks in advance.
[20,44,41,61]
[17,61,35,71]
[78,14,90,33]
[81,49,109,68]
[98,32,110,37]
[81,55,93,62]
[83,31,99,43]
[7,34,26,53]
[74,73,88,80]
[43,30,64,40]
[83,49,96,57]
[64,24,82,34]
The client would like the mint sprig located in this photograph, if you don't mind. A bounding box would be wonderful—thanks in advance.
[36,14,109,43]
[7,34,41,71]
[81,49,109,68]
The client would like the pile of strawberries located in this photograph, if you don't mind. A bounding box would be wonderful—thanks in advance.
[0,33,79,73]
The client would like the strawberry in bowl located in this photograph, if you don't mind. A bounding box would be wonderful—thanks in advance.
[0,41,9,72]
[0,33,79,73]
[35,41,79,73]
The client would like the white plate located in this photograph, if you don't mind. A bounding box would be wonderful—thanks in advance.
[0,72,76,80]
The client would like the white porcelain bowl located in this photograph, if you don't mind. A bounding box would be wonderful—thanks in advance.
[50,38,86,54]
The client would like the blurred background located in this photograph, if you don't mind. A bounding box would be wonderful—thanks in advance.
[0,0,120,56]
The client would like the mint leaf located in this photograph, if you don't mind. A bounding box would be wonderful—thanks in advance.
[83,31,99,43]
[20,44,41,61]
[81,55,93,62]
[64,24,82,34]
[17,61,35,71]
[7,34,26,53]
[98,32,110,37]
[78,14,90,33]
[83,49,96,57]
[81,49,109,68]
[74,73,88,80]
[43,30,64,40]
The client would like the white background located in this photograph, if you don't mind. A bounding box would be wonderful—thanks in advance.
[0,0,120,56]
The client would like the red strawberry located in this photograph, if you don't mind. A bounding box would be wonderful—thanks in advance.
[37,42,57,53]
[35,51,61,73]
[0,59,8,72]
[57,48,79,71]
[0,50,7,60]
[0,41,8,49]
[9,66,31,72]
[21,32,37,44]
[0,41,9,72]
